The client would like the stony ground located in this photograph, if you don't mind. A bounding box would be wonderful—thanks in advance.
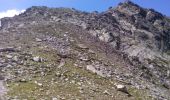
[0,1,170,100]
[0,23,153,100]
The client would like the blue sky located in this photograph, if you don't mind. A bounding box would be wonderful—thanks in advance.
[0,0,170,18]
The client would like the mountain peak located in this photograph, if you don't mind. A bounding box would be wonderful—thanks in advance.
[115,1,143,16]
[118,0,140,8]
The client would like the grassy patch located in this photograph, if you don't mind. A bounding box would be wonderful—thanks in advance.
[6,43,153,100]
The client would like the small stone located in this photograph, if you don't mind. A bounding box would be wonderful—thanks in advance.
[6,55,13,59]
[55,72,61,77]
[103,90,110,95]
[41,72,45,76]
[77,82,81,86]
[115,84,126,91]
[74,63,78,67]
[19,79,27,83]
[86,65,96,73]
[33,56,41,62]
[0,59,5,63]
[6,64,12,68]
[65,32,69,34]
[162,81,170,89]
[52,97,58,100]
[0,63,5,67]
[0,47,16,52]
[79,56,89,61]
[79,90,84,94]
[35,81,43,86]
[37,83,43,86]
[88,49,95,54]
[35,38,42,42]
[13,56,18,61]
[77,44,88,49]
[71,80,75,84]
[114,84,130,95]
[65,78,69,81]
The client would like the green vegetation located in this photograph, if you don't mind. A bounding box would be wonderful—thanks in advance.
[6,46,153,100]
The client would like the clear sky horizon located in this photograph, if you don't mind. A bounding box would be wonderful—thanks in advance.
[0,0,169,18]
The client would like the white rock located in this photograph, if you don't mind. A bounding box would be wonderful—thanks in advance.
[6,64,12,68]
[77,44,88,49]
[34,81,43,86]
[37,83,42,86]
[117,84,125,89]
[52,97,58,100]
[6,55,13,59]
[33,56,41,62]
[86,65,96,73]
[86,65,106,77]
[13,56,18,61]
[35,38,42,42]
[115,84,128,93]
[103,90,110,95]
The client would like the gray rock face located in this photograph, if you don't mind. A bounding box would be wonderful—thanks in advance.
[86,1,170,88]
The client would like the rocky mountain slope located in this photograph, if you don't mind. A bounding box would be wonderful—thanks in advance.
[0,1,170,100]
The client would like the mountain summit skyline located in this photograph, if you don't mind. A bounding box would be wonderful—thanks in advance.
[0,0,170,19]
